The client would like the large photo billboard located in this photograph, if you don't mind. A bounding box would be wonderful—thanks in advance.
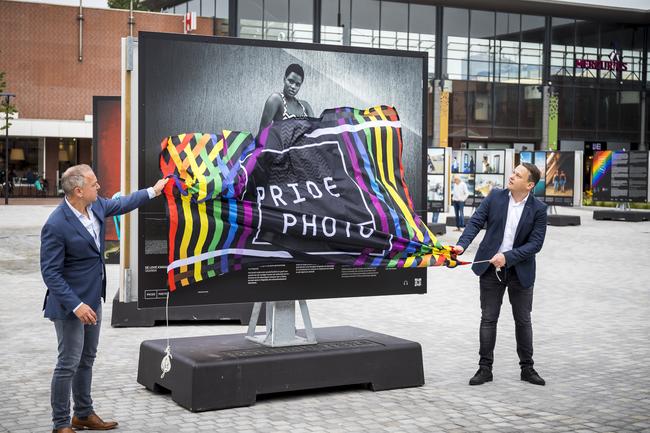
[138,32,427,308]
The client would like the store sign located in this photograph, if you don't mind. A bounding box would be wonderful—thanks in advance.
[575,48,628,71]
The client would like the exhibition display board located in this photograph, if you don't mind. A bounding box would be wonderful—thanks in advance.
[450,149,506,206]
[137,32,428,308]
[426,148,445,212]
[520,151,582,206]
[591,151,649,203]
[92,96,121,263]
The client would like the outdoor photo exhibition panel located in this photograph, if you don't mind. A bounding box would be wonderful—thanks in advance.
[137,32,428,308]
[426,147,445,212]
[520,151,583,206]
[451,149,507,206]
[591,151,649,203]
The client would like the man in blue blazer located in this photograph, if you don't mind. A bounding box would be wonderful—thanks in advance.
[455,163,547,387]
[41,164,168,433]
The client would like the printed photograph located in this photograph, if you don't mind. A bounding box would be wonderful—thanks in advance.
[545,152,574,197]
[427,148,445,174]
[475,174,504,198]
[476,150,505,174]
[451,150,476,174]
[427,174,444,202]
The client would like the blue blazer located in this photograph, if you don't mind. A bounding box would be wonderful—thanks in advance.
[457,188,547,289]
[41,190,151,320]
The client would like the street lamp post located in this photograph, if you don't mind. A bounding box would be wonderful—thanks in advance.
[1,93,16,205]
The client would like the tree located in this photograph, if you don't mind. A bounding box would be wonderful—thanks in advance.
[107,0,152,11]
[0,70,17,132]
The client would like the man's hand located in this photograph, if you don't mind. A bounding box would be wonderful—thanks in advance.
[152,178,170,197]
[489,252,506,268]
[452,245,464,255]
[74,304,97,325]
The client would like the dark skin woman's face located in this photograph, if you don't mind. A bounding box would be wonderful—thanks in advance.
[283,72,303,98]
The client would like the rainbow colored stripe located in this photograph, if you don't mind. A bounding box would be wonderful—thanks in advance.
[160,106,466,291]
[591,151,612,188]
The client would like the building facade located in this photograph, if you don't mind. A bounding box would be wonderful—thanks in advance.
[0,0,226,196]
[1,0,648,196]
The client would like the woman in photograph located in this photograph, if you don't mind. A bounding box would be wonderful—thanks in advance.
[258,63,314,136]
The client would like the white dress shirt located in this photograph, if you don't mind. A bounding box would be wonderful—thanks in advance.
[65,197,101,250]
[65,188,155,313]
[451,181,469,202]
[498,192,529,254]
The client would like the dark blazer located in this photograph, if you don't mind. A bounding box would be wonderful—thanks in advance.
[41,190,151,320]
[457,188,547,289]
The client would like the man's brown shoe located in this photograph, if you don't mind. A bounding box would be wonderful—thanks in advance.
[52,428,75,433]
[71,413,119,430]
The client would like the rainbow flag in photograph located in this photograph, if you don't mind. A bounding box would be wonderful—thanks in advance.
[591,151,612,188]
[160,106,467,291]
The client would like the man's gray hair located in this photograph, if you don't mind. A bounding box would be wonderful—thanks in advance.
[61,164,93,197]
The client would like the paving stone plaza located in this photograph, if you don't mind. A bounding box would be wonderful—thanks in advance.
[0,203,648,432]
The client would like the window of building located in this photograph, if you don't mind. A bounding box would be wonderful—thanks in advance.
[408,4,435,79]
[618,90,641,132]
[173,2,188,14]
[574,20,599,79]
[557,85,574,131]
[469,10,494,82]
[289,0,313,43]
[239,0,263,39]
[467,81,492,136]
[551,18,575,78]
[264,0,289,40]
[494,83,518,136]
[519,85,542,137]
[202,0,216,17]
[380,1,408,51]
[520,15,544,84]
[443,8,469,80]
[238,0,312,42]
[600,24,644,81]
[216,0,228,18]
[320,0,350,45]
[187,0,201,15]
[495,12,520,84]
[449,80,468,137]
[351,0,380,48]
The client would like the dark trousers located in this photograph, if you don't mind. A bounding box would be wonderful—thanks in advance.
[452,200,465,228]
[478,266,534,369]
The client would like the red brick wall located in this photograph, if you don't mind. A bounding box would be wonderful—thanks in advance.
[0,1,222,121]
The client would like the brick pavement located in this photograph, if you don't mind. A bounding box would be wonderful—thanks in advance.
[0,204,648,432]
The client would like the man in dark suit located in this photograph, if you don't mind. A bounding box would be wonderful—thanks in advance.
[41,164,168,433]
[455,162,547,386]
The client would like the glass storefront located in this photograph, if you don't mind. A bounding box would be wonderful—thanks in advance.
[157,0,649,150]
[162,0,228,18]
[551,17,645,144]
[443,7,544,146]
[237,0,313,42]
[320,1,435,79]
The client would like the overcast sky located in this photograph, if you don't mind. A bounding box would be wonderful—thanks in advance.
[13,0,650,11]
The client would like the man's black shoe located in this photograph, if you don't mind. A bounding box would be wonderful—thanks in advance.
[521,367,545,386]
[469,366,493,385]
